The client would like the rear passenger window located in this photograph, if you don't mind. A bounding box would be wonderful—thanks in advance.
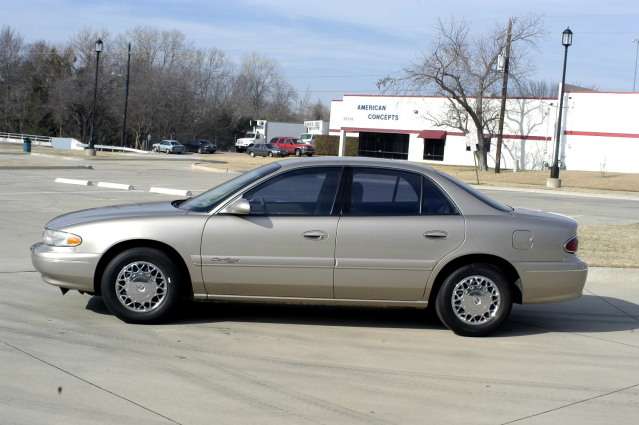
[422,177,457,215]
[346,168,421,216]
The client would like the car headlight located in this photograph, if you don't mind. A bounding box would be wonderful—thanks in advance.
[43,229,82,247]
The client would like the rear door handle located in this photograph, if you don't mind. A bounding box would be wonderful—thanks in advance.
[303,230,328,240]
[424,230,448,239]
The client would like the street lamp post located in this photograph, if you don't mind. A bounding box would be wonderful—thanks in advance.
[548,27,572,187]
[633,39,639,92]
[87,38,103,156]
[121,42,131,146]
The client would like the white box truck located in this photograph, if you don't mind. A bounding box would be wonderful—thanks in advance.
[235,120,306,152]
[300,120,329,145]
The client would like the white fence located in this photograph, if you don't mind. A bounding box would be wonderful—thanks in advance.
[0,132,52,146]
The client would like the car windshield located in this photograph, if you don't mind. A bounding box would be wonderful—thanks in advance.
[246,132,255,138]
[264,144,274,148]
[179,163,281,212]
[435,171,513,212]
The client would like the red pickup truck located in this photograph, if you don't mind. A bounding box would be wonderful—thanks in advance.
[270,137,315,156]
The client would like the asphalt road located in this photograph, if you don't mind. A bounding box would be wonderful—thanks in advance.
[1,154,639,425]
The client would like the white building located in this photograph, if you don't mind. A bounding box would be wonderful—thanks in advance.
[329,89,639,173]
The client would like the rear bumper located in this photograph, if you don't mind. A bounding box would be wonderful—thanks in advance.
[516,257,588,304]
[31,243,100,293]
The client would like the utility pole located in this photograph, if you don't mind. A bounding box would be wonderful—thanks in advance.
[494,18,512,174]
[633,39,639,92]
[121,42,131,146]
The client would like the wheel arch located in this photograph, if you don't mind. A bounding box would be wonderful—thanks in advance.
[427,254,522,306]
[93,239,193,298]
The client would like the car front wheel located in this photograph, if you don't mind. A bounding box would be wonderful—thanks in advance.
[250,151,255,157]
[100,247,182,323]
[435,263,512,337]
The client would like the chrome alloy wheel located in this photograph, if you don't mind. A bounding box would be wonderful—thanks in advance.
[451,275,501,325]
[115,261,168,312]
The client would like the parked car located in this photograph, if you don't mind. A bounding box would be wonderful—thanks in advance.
[184,140,217,154]
[247,143,288,157]
[31,157,587,336]
[271,137,315,156]
[152,140,185,154]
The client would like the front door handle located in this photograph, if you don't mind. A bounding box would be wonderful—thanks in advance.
[424,230,448,239]
[303,230,328,240]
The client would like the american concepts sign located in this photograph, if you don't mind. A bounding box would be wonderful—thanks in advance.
[357,104,399,121]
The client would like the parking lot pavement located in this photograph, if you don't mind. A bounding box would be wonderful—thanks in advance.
[1,269,638,425]
[1,156,639,425]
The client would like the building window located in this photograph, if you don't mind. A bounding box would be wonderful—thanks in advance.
[358,132,409,160]
[423,138,446,161]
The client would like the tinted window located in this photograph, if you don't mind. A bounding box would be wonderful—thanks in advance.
[436,171,512,212]
[245,167,341,216]
[180,163,281,212]
[422,177,457,215]
[346,168,421,216]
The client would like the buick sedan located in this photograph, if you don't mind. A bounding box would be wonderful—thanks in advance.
[31,157,587,336]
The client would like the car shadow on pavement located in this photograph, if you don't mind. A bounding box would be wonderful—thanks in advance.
[85,295,639,336]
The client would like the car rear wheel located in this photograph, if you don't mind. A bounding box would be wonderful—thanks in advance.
[295,149,301,156]
[250,151,255,157]
[100,247,182,323]
[435,263,512,337]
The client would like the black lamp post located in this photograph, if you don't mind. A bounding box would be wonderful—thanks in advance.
[88,38,103,152]
[121,42,131,146]
[550,28,572,181]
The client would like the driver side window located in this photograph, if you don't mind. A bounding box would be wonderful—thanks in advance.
[244,167,341,216]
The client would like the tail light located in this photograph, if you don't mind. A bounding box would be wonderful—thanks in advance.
[564,236,578,254]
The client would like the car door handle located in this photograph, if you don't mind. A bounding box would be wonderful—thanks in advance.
[303,230,328,240]
[424,230,448,239]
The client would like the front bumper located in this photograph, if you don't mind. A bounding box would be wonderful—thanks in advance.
[31,242,100,293]
[516,257,588,304]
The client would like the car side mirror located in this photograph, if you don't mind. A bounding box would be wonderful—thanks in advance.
[220,198,251,215]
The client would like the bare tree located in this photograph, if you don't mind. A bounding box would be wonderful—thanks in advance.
[1,26,305,149]
[379,16,543,170]
[502,79,557,170]
[0,26,24,131]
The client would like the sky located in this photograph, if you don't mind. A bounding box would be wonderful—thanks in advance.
[4,0,639,102]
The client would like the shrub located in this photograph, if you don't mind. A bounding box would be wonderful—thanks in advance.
[313,135,359,156]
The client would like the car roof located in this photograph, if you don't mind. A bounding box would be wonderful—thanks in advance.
[276,156,434,173]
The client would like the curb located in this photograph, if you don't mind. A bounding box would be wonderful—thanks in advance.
[149,187,192,197]
[54,178,92,186]
[96,181,134,190]
[1,165,93,170]
[472,184,639,202]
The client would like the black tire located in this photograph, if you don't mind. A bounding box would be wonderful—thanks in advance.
[268,152,273,157]
[295,149,301,157]
[100,247,182,323]
[435,263,512,337]
[250,151,255,157]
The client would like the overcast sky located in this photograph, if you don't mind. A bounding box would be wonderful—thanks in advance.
[6,0,639,102]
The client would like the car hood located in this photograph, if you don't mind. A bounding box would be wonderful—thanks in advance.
[47,201,187,229]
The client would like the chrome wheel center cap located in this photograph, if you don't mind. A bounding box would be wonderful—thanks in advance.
[115,261,167,312]
[452,276,501,325]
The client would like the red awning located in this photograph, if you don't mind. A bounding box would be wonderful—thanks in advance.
[418,130,447,139]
